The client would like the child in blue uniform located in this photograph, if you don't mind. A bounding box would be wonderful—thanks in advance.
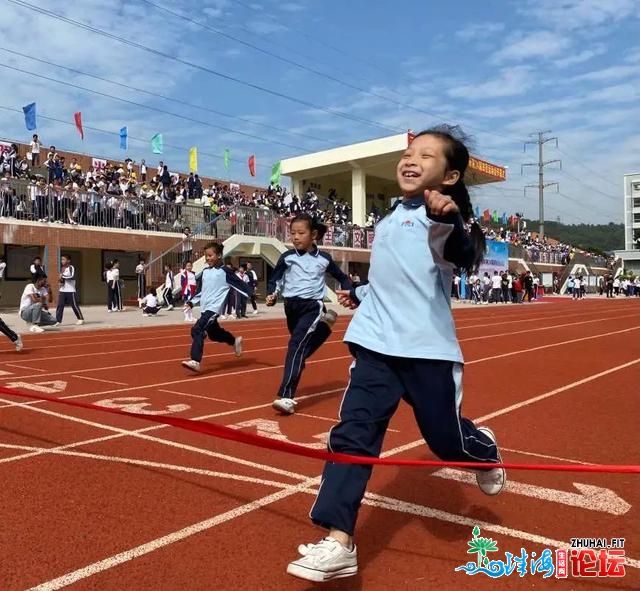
[286,126,506,582]
[266,214,352,414]
[181,242,251,372]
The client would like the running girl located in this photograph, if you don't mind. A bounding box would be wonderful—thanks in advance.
[266,214,352,415]
[181,242,248,372]
[286,126,506,582]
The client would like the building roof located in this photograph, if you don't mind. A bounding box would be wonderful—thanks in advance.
[281,132,506,186]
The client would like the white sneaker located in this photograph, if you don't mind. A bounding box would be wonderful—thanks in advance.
[287,537,357,582]
[219,314,227,320]
[29,325,44,333]
[167,305,174,311]
[272,397,297,414]
[321,310,338,328]
[475,426,506,496]
[14,337,23,352]
[181,359,201,372]
[76,319,85,325]
[252,310,258,315]
[142,313,150,317]
[234,336,243,357]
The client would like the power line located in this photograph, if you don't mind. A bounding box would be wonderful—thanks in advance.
[140,0,487,135]
[7,0,401,134]
[558,166,620,201]
[0,62,309,152]
[0,46,333,147]
[556,146,622,192]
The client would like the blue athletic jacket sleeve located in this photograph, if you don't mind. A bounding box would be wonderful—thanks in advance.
[427,212,476,270]
[224,267,254,297]
[267,251,289,295]
[321,253,352,291]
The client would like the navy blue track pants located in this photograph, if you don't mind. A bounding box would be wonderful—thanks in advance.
[276,298,331,399]
[310,344,499,535]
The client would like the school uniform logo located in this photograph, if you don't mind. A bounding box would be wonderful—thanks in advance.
[401,219,414,228]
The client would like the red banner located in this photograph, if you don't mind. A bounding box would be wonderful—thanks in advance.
[323,225,334,246]
[352,228,363,248]
[74,111,84,140]
[1,386,637,474]
[366,229,375,248]
[247,154,256,177]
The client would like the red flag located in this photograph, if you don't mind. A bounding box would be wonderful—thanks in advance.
[74,112,84,140]
[247,154,256,177]
[482,208,490,221]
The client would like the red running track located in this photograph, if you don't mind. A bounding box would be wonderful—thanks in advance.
[0,297,638,590]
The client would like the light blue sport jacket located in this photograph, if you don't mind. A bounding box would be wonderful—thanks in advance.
[344,195,476,362]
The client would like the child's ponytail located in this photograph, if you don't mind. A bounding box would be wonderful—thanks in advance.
[445,177,486,273]
[415,124,487,273]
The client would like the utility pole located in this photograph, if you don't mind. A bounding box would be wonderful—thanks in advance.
[522,131,561,239]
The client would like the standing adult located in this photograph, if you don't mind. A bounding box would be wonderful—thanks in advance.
[56,254,85,325]
[246,261,259,315]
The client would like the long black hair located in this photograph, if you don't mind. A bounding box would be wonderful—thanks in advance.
[290,213,327,242]
[413,125,486,272]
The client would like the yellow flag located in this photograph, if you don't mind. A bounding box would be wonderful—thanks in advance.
[189,146,198,172]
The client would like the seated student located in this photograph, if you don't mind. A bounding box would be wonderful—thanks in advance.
[19,273,58,332]
[141,287,160,317]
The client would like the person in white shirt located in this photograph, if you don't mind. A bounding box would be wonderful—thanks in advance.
[20,273,57,332]
[107,259,123,311]
[490,271,502,303]
[136,257,146,305]
[162,263,175,310]
[55,254,85,325]
[141,288,160,316]
[30,134,42,167]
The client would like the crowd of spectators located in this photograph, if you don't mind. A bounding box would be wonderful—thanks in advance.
[0,137,613,267]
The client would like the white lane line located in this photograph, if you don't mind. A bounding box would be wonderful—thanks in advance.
[20,355,640,589]
[157,389,235,404]
[4,312,636,384]
[3,324,636,415]
[500,447,593,465]
[5,363,45,372]
[72,375,128,386]
[0,387,347,472]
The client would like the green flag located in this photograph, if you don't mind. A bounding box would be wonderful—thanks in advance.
[151,133,163,154]
[223,148,230,171]
[270,160,282,185]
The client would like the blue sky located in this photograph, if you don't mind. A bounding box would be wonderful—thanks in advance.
[0,0,637,224]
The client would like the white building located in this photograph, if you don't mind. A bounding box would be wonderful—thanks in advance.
[280,132,506,227]
[616,172,640,274]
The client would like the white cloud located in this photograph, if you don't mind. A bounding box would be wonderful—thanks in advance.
[573,64,640,82]
[518,0,638,30]
[492,30,571,63]
[554,44,606,68]
[279,2,306,12]
[447,67,535,99]
[456,22,505,41]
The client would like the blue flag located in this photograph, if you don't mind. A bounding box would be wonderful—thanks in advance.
[119,126,128,150]
[474,205,480,220]
[501,212,508,225]
[23,102,37,131]
[151,133,163,154]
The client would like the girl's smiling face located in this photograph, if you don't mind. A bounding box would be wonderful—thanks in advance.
[396,134,460,196]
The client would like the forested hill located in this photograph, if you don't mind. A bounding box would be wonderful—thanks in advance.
[523,220,623,254]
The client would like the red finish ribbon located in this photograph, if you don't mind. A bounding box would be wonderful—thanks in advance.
[1,386,638,474]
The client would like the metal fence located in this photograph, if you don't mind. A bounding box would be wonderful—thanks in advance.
[0,180,611,266]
